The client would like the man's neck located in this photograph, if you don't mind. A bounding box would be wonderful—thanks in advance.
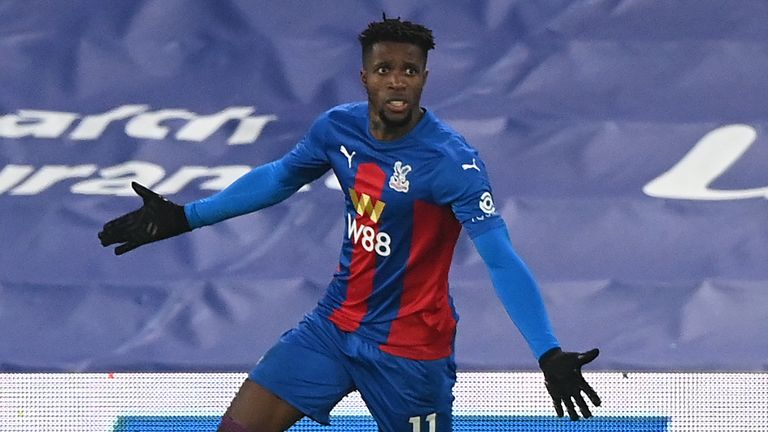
[369,108,424,141]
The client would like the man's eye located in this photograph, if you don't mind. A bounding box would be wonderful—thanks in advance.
[405,68,418,75]
[376,67,389,74]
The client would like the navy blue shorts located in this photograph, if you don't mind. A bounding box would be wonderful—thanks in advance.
[249,312,456,432]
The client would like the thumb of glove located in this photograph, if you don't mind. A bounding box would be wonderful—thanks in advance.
[131,181,161,203]
[578,349,600,367]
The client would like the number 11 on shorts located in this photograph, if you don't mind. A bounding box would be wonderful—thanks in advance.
[409,413,436,432]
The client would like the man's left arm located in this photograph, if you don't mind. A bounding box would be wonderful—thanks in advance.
[431,142,602,420]
[471,225,602,420]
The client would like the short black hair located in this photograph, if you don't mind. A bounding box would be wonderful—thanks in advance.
[358,14,435,63]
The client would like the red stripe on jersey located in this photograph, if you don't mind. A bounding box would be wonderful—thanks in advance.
[381,200,462,360]
[329,162,386,332]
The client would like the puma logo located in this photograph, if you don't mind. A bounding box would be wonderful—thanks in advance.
[462,158,480,171]
[340,145,356,169]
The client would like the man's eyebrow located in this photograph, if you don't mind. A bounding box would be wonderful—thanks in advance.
[374,60,421,68]
[370,60,391,68]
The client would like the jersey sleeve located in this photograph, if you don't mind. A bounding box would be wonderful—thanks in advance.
[184,114,332,228]
[472,224,560,359]
[432,141,504,238]
[279,113,333,180]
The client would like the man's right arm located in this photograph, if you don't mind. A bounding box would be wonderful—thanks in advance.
[185,112,333,228]
[99,114,332,254]
[98,156,323,255]
[185,157,317,228]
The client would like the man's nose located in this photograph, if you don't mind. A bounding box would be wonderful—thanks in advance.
[388,72,407,89]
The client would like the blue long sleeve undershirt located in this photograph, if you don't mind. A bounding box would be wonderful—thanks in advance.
[471,225,560,360]
[184,160,305,229]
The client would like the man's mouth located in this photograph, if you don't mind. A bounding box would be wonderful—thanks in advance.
[385,99,409,113]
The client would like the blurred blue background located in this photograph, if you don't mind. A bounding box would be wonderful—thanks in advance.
[1,0,766,372]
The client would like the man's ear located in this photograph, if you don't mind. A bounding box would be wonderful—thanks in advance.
[360,69,367,86]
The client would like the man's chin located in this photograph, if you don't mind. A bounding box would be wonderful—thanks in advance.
[379,110,413,129]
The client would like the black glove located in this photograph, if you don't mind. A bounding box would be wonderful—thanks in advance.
[98,182,191,255]
[539,347,601,420]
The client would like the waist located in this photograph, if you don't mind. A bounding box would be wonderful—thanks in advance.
[315,303,457,360]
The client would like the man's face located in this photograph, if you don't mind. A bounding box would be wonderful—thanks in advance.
[361,41,428,138]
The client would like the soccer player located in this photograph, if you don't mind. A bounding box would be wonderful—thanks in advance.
[99,15,601,432]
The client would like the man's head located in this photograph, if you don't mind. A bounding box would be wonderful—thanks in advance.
[358,16,435,140]
[359,15,435,66]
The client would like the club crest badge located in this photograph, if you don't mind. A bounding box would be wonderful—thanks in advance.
[389,161,412,193]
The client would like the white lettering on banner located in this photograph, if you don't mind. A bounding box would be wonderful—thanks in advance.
[12,165,98,195]
[0,162,252,196]
[0,105,277,145]
[8,123,762,200]
[124,109,197,140]
[69,105,150,140]
[0,110,80,138]
[0,165,34,194]
[643,124,768,200]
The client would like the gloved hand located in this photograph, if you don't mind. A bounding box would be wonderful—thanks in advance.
[98,182,191,255]
[538,347,601,420]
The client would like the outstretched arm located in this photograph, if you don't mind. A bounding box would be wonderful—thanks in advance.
[99,108,334,255]
[471,224,560,358]
[471,225,601,420]
[99,156,320,255]
[184,158,311,228]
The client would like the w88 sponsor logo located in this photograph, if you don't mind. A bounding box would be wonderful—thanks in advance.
[346,213,391,257]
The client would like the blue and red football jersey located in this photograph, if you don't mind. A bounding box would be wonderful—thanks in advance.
[279,102,505,360]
